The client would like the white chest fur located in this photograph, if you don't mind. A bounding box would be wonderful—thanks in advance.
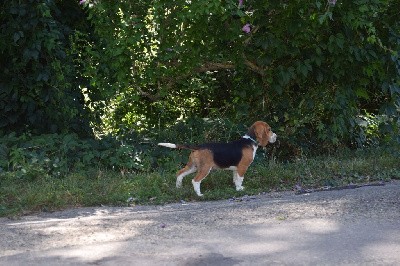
[252,145,258,160]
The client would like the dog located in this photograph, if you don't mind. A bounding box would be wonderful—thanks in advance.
[158,121,277,196]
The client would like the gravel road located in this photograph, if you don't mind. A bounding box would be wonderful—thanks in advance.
[1,180,400,265]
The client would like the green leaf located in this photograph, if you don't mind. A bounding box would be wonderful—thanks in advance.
[316,72,323,83]
[13,32,21,43]
[318,14,326,24]
[355,88,369,100]
[335,34,344,49]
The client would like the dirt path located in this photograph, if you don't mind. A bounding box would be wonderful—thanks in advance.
[1,180,400,265]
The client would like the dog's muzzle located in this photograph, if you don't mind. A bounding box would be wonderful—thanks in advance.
[269,133,277,143]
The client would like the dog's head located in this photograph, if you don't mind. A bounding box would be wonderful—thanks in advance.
[248,121,277,147]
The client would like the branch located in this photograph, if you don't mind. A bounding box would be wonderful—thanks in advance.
[243,55,265,76]
[165,61,236,89]
[137,60,265,101]
[137,87,161,102]
[196,62,236,72]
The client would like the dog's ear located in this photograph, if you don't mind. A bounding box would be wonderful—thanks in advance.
[255,124,269,147]
[249,121,269,147]
[247,124,256,140]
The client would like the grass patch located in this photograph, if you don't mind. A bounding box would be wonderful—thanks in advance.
[1,145,399,217]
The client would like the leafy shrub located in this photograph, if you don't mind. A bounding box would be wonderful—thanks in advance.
[0,0,91,135]
[351,112,395,147]
[77,0,400,151]
[0,133,153,181]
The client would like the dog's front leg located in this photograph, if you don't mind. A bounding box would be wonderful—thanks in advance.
[233,170,245,191]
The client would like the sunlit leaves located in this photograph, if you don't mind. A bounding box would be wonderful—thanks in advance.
[72,0,400,147]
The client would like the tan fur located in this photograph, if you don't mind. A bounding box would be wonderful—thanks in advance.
[183,149,216,182]
[236,146,254,177]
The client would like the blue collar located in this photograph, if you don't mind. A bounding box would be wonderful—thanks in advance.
[242,135,258,145]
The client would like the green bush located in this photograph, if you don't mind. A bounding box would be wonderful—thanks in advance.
[0,133,153,180]
[76,0,400,151]
[0,0,91,135]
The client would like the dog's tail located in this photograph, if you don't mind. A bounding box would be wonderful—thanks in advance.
[158,143,196,150]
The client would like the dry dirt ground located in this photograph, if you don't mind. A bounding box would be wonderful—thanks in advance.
[1,180,400,265]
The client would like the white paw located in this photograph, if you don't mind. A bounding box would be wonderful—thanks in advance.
[236,186,245,191]
[192,180,203,197]
[176,182,182,188]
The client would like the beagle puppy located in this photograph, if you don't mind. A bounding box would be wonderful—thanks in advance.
[158,121,277,196]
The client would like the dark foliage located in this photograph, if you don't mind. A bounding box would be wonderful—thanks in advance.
[0,0,91,135]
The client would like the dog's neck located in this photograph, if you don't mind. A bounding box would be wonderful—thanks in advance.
[242,134,258,145]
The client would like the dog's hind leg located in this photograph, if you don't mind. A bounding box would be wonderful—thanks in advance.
[192,167,212,197]
[176,165,197,188]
